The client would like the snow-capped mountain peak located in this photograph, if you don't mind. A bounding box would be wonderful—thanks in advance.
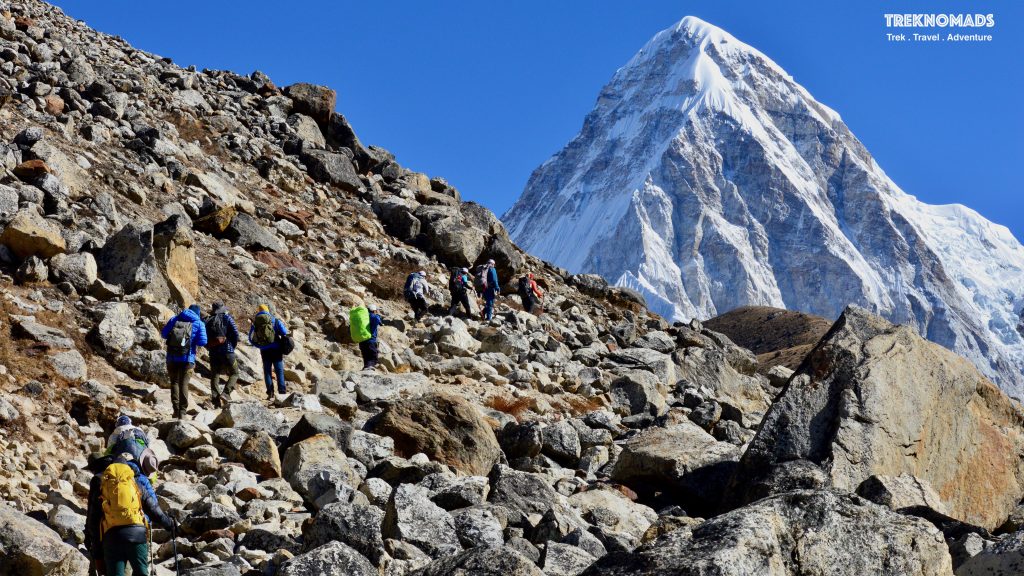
[504,16,1024,395]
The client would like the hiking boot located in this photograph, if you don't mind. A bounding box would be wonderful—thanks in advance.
[266,389,275,401]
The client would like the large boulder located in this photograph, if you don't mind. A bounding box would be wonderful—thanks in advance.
[238,430,282,479]
[48,252,96,293]
[90,302,136,354]
[610,420,739,517]
[332,371,430,403]
[382,483,462,558]
[153,214,199,306]
[97,221,167,297]
[568,487,658,550]
[224,213,286,253]
[580,490,952,576]
[284,413,353,453]
[213,401,283,433]
[422,217,485,267]
[302,150,362,192]
[284,83,336,128]
[287,113,326,148]
[278,541,376,576]
[0,503,90,576]
[731,306,1024,530]
[365,393,501,476]
[956,531,1024,576]
[411,546,544,576]
[372,197,420,242]
[302,501,386,563]
[0,209,66,259]
[282,434,360,507]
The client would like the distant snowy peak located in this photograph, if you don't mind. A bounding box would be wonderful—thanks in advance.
[504,16,1024,396]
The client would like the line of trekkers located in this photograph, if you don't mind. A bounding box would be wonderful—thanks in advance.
[349,261,546,370]
[87,266,546,574]
[160,302,295,420]
[87,300,297,575]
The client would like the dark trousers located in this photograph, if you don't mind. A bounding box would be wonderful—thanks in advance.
[359,339,379,369]
[409,294,428,319]
[167,361,193,418]
[261,350,286,394]
[521,295,535,314]
[449,291,472,317]
[103,537,149,576]
[209,353,238,405]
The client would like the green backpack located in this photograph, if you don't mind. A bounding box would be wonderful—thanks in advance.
[252,314,276,347]
[349,307,371,343]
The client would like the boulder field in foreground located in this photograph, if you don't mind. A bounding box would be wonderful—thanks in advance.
[730,306,1024,530]
[581,490,953,576]
[0,503,89,576]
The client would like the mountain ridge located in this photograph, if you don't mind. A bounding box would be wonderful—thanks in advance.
[504,15,1024,396]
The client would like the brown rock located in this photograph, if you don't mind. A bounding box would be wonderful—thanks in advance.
[43,94,64,115]
[731,306,1024,530]
[0,209,67,259]
[193,206,237,235]
[236,487,261,502]
[154,215,199,306]
[239,430,282,479]
[12,159,51,180]
[365,393,501,476]
[284,83,336,128]
[254,251,309,273]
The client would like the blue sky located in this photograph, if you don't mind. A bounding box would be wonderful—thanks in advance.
[52,1,1023,240]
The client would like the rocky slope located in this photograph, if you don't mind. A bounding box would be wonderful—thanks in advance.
[704,306,832,373]
[2,2,1024,576]
[503,15,1024,398]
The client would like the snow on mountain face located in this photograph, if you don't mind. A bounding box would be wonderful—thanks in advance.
[504,16,1024,396]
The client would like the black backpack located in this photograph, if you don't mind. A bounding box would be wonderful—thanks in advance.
[518,276,532,298]
[450,270,465,294]
[167,320,193,357]
[205,313,228,347]
[403,273,417,300]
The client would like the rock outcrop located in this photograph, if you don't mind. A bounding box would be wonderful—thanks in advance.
[731,306,1024,530]
[581,490,953,576]
[365,393,501,476]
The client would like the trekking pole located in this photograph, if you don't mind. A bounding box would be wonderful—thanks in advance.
[172,521,180,576]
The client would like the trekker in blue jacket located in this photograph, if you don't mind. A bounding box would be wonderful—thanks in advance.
[248,304,289,400]
[481,259,500,321]
[204,302,240,408]
[362,304,384,370]
[160,304,208,419]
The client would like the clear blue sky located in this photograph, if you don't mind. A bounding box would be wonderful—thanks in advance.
[52,1,1023,240]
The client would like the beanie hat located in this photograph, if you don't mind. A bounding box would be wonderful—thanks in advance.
[115,415,131,428]
[188,304,201,315]
[258,304,270,314]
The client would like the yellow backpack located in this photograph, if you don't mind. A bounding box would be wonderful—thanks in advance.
[100,462,146,536]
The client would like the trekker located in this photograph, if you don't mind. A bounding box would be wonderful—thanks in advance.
[360,304,384,370]
[481,259,500,321]
[204,302,240,408]
[518,272,544,314]
[105,416,160,480]
[404,270,430,320]
[448,267,473,317]
[249,304,289,400]
[85,452,175,576]
[160,304,208,419]
[106,415,149,460]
